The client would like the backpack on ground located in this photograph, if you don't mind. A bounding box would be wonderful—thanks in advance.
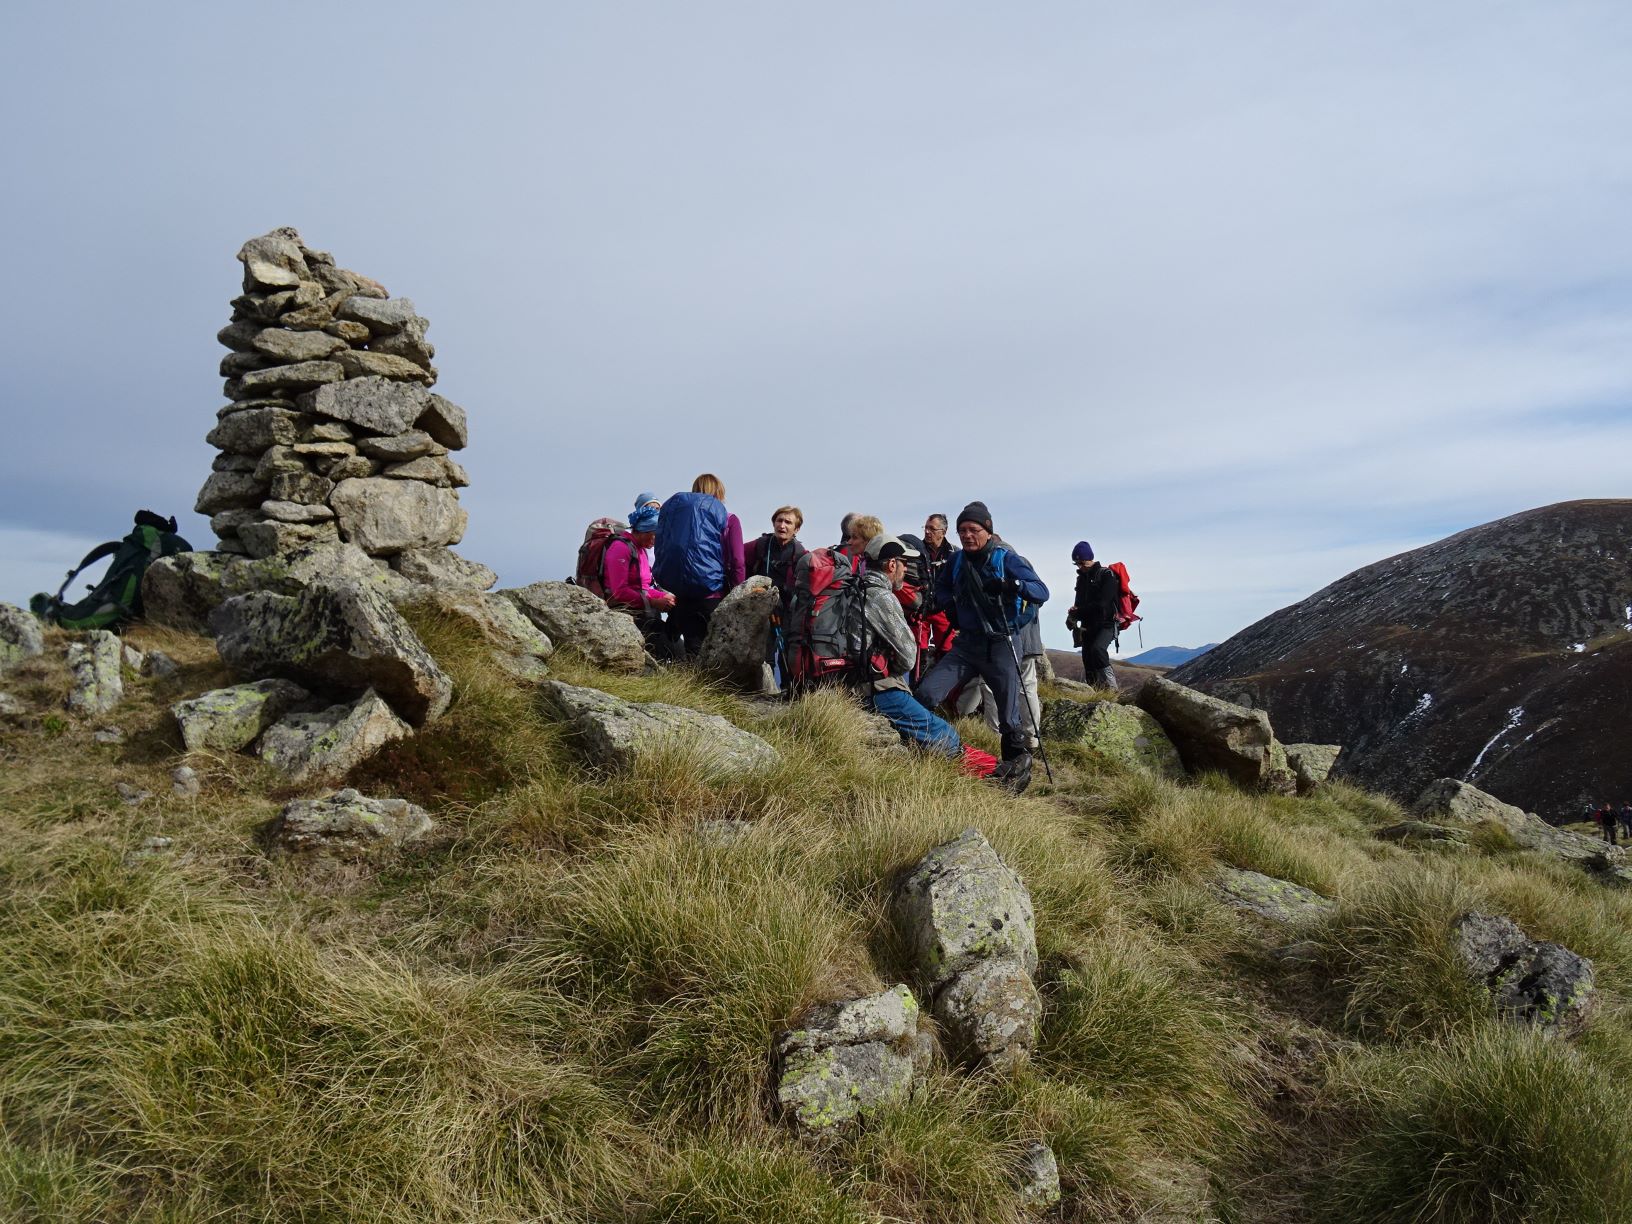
[784,547,886,689]
[573,517,628,599]
[30,510,192,632]
[652,492,729,598]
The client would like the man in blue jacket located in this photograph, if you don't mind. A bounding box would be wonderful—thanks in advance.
[915,501,1049,792]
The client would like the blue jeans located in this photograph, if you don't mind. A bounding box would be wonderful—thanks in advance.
[868,687,962,758]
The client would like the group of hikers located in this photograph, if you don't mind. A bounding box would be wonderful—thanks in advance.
[575,474,1133,795]
[1590,801,1632,846]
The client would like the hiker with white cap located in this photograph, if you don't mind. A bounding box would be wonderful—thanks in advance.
[916,501,1049,792]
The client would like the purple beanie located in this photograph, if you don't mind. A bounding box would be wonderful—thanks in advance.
[1071,540,1094,562]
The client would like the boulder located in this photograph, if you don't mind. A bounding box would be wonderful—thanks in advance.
[696,577,778,692]
[0,603,45,674]
[406,589,552,681]
[211,581,451,726]
[1453,912,1596,1037]
[1137,676,1297,794]
[66,631,123,716]
[300,376,430,435]
[540,680,779,774]
[1284,743,1342,794]
[894,828,1038,988]
[256,690,412,783]
[1039,699,1184,780]
[773,986,920,1131]
[1213,867,1336,924]
[931,955,1041,1071]
[501,582,647,673]
[329,477,467,555]
[1016,1141,1063,1210]
[269,787,433,857]
[172,679,310,753]
[1413,778,1613,864]
[391,547,497,591]
[237,229,309,291]
[142,545,413,635]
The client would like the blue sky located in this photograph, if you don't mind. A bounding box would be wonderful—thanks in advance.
[3,3,1630,651]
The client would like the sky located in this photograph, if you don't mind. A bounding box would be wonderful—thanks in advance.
[3,2,1630,652]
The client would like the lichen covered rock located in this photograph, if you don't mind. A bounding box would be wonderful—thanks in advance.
[1137,676,1297,794]
[256,690,412,783]
[696,576,778,692]
[172,679,310,753]
[1213,866,1335,924]
[501,581,648,673]
[0,603,45,674]
[1454,911,1596,1037]
[895,828,1038,988]
[66,631,123,717]
[540,680,778,774]
[269,787,432,857]
[1040,698,1184,779]
[774,985,920,1131]
[1284,743,1342,794]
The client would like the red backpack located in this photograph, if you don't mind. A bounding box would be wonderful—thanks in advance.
[574,518,629,599]
[1107,562,1141,635]
[785,548,886,689]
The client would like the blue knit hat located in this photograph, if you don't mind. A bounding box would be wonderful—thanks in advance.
[630,505,660,533]
[1071,540,1094,562]
[633,491,661,512]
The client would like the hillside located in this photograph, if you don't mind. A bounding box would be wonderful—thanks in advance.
[1174,500,1632,822]
[6,593,1632,1222]
[1125,644,1217,668]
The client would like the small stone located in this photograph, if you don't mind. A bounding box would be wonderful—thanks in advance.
[356,430,443,462]
[256,692,414,783]
[250,328,346,363]
[238,230,309,292]
[301,420,353,443]
[94,726,125,745]
[325,319,372,345]
[171,765,201,797]
[1284,743,1342,794]
[195,471,269,516]
[268,471,335,504]
[115,781,151,805]
[337,349,435,384]
[540,680,779,774]
[238,519,339,559]
[235,361,344,396]
[253,446,309,482]
[121,644,145,672]
[1016,1141,1062,1210]
[260,500,336,524]
[1213,867,1336,924]
[172,679,311,753]
[0,603,47,674]
[300,376,431,435]
[392,547,497,591]
[142,650,179,678]
[416,393,468,449]
[0,693,25,717]
[337,295,421,335]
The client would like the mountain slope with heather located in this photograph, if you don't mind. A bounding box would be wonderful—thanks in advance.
[1173,500,1632,821]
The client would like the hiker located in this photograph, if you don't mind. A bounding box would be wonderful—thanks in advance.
[1597,802,1618,846]
[839,515,884,572]
[604,501,677,659]
[652,473,745,660]
[1066,541,1122,692]
[1620,801,1632,841]
[744,506,808,685]
[858,534,998,778]
[916,501,1049,791]
[917,513,958,666]
[961,614,1044,750]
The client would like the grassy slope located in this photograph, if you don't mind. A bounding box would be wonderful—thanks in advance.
[3,612,1632,1223]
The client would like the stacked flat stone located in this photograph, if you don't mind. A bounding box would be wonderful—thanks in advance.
[195,228,471,569]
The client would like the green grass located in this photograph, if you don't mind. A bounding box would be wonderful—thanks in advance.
[5,614,1632,1220]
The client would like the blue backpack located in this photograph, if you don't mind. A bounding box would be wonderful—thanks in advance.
[653,492,729,598]
[951,546,1039,634]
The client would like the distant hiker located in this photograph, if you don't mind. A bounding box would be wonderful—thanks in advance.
[604,501,677,659]
[918,513,958,666]
[1597,802,1618,846]
[652,473,745,660]
[1066,541,1121,692]
[744,505,808,684]
[858,535,997,777]
[1620,801,1632,840]
[839,515,883,572]
[916,501,1049,792]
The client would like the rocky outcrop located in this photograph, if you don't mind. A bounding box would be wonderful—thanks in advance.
[540,681,778,774]
[1454,912,1595,1037]
[142,543,414,635]
[696,577,778,692]
[405,589,553,682]
[202,228,489,585]
[391,547,496,591]
[894,829,1040,1070]
[1414,778,1613,865]
[269,787,433,857]
[172,679,309,753]
[1284,744,1341,794]
[1039,698,1184,779]
[1172,500,1632,821]
[210,581,450,727]
[1137,677,1296,794]
[66,631,123,716]
[0,603,44,674]
[773,985,922,1131]
[502,582,648,673]
[256,690,412,784]
[1213,867,1336,923]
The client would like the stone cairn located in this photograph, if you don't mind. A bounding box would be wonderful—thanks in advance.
[196,228,471,573]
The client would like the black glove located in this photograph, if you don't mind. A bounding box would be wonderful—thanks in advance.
[982,576,1006,598]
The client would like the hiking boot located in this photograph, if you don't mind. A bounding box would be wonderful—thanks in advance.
[997,753,1032,794]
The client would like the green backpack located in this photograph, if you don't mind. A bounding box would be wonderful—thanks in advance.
[30,511,193,632]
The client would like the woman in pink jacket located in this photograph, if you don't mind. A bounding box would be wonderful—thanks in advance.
[604,500,677,659]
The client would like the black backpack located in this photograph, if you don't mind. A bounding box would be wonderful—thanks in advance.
[896,533,933,596]
[31,511,192,631]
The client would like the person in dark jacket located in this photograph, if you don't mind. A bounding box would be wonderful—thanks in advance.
[1067,541,1121,692]
[918,513,958,666]
[1619,801,1632,841]
[915,501,1048,791]
[744,505,807,686]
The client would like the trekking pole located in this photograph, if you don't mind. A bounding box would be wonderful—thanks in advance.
[1002,618,1053,785]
